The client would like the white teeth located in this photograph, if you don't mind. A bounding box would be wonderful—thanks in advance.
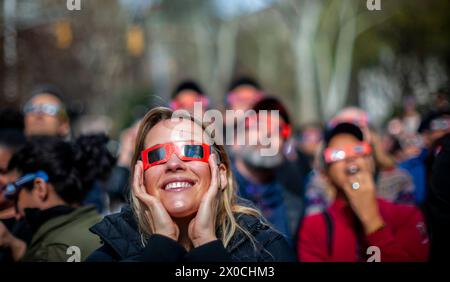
[164,182,193,190]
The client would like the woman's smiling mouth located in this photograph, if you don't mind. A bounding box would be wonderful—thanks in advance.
[162,178,196,192]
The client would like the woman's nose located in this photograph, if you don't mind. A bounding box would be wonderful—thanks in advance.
[165,153,186,172]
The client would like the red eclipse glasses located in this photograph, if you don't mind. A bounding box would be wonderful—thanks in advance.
[324,142,372,164]
[141,142,216,170]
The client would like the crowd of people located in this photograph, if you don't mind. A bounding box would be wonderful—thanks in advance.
[0,79,449,262]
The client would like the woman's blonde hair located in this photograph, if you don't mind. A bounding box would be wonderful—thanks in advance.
[130,107,262,248]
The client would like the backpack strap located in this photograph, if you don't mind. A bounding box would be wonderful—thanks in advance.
[322,210,334,256]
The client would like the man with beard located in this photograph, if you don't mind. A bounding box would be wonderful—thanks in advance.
[230,97,297,242]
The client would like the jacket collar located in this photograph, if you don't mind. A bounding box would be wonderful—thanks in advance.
[89,205,143,259]
[90,205,268,259]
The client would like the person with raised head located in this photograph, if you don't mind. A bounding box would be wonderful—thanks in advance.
[230,97,303,243]
[0,136,102,261]
[297,123,429,262]
[87,107,295,262]
[23,85,71,139]
[169,80,209,115]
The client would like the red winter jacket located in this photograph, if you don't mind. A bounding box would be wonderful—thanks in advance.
[297,198,429,262]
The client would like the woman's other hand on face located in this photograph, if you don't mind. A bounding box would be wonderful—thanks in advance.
[188,154,221,248]
[133,160,179,241]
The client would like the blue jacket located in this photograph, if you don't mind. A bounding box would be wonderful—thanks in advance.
[399,148,428,204]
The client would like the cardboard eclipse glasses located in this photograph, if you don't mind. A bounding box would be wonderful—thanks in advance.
[141,142,218,170]
[324,142,372,164]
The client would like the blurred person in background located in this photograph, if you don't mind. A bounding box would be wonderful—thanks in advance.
[431,87,450,111]
[418,108,450,149]
[304,107,416,216]
[22,85,117,214]
[105,121,141,213]
[401,96,421,134]
[297,123,429,262]
[384,118,421,163]
[419,108,450,190]
[230,97,302,243]
[23,85,71,139]
[0,128,30,262]
[169,80,209,115]
[0,130,27,219]
[424,132,450,261]
[282,124,324,209]
[0,136,101,261]
[329,107,397,169]
[288,124,324,217]
[225,76,264,112]
[396,108,450,206]
[75,134,116,214]
[0,107,26,198]
[87,107,295,262]
[224,76,265,130]
[367,126,415,205]
[296,123,324,167]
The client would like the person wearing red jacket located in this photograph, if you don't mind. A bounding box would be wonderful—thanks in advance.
[297,123,429,262]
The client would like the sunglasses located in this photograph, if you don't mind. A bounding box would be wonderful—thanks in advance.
[1,171,49,200]
[23,102,68,120]
[324,142,372,164]
[141,142,217,171]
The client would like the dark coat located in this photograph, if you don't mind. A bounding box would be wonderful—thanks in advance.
[86,205,296,262]
[425,133,450,261]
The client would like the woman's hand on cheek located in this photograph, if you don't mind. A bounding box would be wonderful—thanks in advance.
[133,161,179,241]
[188,154,220,248]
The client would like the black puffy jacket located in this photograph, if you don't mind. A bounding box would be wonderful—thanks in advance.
[86,206,296,262]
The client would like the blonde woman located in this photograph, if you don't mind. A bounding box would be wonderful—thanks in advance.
[87,107,295,262]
